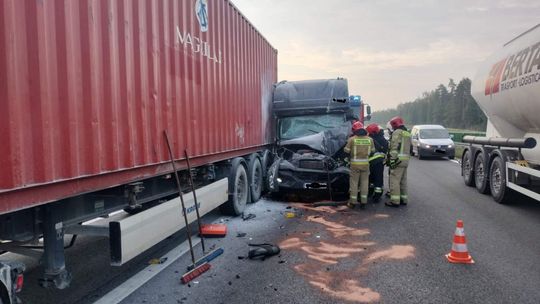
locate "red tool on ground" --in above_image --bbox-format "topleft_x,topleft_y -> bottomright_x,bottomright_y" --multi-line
200,224 -> 228,237
181,263 -> 211,284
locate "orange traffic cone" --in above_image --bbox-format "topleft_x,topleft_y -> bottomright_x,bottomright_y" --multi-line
446,220 -> 474,264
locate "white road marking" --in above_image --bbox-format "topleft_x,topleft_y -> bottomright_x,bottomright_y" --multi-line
93,237 -> 202,304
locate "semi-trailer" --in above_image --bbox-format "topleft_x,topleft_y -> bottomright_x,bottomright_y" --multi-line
0,0 -> 277,289
462,24 -> 540,203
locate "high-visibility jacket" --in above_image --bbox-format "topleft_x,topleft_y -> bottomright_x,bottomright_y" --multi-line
369,132 -> 388,164
389,128 -> 411,165
344,135 -> 375,168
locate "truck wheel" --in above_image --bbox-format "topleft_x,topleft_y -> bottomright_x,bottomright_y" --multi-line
248,154 -> 263,203
220,158 -> 248,215
0,284 -> 7,304
462,149 -> 475,187
474,153 -> 490,194
490,156 -> 513,204
260,150 -> 273,193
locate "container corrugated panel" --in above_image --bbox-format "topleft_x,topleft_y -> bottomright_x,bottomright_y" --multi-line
0,0 -> 277,214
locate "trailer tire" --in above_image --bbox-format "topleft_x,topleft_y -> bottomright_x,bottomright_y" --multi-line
221,158 -> 249,215
489,156 -> 513,204
248,154 -> 263,203
462,149 -> 475,187
474,152 -> 490,194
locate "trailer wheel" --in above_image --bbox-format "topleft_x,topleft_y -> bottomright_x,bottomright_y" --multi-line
462,149 -> 475,187
248,154 -> 263,203
474,152 -> 490,194
221,158 -> 248,215
490,156 -> 513,204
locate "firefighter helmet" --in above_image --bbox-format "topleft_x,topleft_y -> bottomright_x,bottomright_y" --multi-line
352,121 -> 364,132
389,116 -> 405,129
366,123 -> 381,135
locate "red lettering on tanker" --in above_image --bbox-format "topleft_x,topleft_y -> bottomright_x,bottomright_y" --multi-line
489,40 -> 540,95
485,59 -> 507,96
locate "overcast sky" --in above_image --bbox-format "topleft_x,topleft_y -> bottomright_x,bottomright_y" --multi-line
230,0 -> 540,111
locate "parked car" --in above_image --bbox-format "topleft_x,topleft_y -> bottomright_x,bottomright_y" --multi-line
410,125 -> 455,159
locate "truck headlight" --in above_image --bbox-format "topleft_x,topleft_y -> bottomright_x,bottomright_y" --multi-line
424,144 -> 431,148
276,177 -> 282,183
448,144 -> 453,148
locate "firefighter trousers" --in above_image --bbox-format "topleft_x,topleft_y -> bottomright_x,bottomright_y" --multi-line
389,164 -> 408,204
369,161 -> 384,199
350,166 -> 370,205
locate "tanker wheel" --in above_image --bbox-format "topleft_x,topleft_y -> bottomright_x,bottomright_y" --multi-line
474,153 -> 490,194
462,149 -> 475,187
490,156 -> 514,204
220,158 -> 248,215
248,154 -> 263,203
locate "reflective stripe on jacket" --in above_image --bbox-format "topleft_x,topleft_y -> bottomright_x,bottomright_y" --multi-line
389,128 -> 411,161
344,136 -> 375,167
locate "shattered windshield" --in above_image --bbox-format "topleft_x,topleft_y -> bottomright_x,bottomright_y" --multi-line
419,129 -> 450,139
279,114 -> 345,140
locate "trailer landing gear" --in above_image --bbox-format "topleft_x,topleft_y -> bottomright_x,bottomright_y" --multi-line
39,207 -> 72,289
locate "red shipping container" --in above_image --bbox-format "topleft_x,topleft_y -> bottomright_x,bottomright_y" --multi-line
0,0 -> 277,215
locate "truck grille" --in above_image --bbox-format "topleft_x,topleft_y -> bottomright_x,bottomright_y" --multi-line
299,160 -> 326,170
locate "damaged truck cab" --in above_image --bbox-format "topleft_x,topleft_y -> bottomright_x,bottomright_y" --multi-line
267,78 -> 359,196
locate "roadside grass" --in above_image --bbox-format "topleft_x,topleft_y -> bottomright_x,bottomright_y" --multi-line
454,144 -> 465,160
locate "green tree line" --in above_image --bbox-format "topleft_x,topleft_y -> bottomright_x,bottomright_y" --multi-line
370,78 -> 487,131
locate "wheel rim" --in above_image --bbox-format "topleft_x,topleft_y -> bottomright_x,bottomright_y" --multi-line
463,152 -> 471,178
492,165 -> 502,195
475,159 -> 484,185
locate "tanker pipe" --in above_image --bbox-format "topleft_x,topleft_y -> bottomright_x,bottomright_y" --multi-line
463,136 -> 537,149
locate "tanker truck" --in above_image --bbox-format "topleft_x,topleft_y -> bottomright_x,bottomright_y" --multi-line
462,24 -> 540,203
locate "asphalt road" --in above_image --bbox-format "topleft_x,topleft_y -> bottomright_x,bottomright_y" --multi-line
15,157 -> 540,303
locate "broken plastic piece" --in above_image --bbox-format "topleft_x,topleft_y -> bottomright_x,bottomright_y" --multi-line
284,212 -> 296,218
248,243 -> 281,260
242,213 -> 256,221
148,257 -> 168,265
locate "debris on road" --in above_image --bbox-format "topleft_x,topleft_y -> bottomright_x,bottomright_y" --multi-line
236,232 -> 247,237
148,257 -> 168,265
284,212 -> 296,218
248,243 -> 281,260
242,213 -> 257,221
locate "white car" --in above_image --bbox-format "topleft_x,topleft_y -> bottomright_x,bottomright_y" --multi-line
410,125 -> 455,159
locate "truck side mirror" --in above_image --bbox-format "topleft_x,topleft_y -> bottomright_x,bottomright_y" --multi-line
366,105 -> 371,116
364,115 -> 371,121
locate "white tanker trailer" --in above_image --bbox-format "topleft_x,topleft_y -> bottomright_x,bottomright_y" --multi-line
462,24 -> 540,203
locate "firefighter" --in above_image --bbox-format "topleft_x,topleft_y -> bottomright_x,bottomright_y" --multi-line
344,121 -> 375,209
366,123 -> 388,203
386,116 -> 411,207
